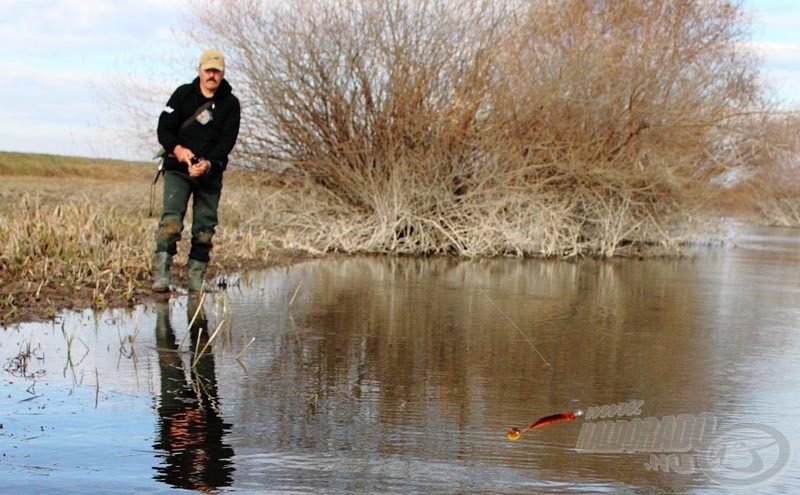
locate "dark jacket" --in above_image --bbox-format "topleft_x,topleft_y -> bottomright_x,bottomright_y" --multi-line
157,77 -> 241,173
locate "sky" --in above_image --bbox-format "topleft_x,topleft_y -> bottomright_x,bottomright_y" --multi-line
1,0 -> 799,162
1,1 -> 191,161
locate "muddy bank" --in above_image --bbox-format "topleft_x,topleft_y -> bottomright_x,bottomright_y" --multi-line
2,249 -> 311,326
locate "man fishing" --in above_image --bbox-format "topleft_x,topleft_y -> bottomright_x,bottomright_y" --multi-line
152,49 -> 241,293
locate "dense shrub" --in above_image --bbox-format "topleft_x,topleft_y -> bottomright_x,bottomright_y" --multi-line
195,0 -> 767,256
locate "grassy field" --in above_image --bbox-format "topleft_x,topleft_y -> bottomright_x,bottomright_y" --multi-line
0,151 -> 301,325
0,149 -> 787,325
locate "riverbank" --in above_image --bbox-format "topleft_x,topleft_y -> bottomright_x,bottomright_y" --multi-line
0,152 -> 310,325
0,150 -> 770,326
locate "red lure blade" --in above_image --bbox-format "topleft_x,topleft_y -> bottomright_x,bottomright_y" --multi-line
528,410 -> 577,430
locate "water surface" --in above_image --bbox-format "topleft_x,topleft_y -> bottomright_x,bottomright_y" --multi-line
2,224 -> 799,493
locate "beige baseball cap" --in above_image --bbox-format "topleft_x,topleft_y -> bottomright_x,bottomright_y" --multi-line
199,49 -> 225,71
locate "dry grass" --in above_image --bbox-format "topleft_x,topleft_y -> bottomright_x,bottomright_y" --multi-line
0,152 -> 300,324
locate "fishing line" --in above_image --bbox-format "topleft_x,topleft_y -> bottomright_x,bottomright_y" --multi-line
477,285 -> 551,369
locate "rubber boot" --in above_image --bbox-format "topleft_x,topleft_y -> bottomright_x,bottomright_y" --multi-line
152,252 -> 172,292
187,259 -> 208,293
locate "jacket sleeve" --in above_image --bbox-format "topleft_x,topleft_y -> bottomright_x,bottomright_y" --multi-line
207,95 -> 241,168
157,87 -> 185,156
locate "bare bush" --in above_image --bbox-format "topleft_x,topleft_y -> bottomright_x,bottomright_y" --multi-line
734,113 -> 800,226
193,0 -> 768,257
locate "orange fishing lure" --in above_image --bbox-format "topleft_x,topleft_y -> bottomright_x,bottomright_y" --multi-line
507,410 -> 582,440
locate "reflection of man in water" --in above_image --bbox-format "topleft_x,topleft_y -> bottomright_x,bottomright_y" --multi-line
153,299 -> 234,491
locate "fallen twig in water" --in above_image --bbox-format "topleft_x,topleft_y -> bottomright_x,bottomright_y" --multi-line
192,320 -> 225,368
288,280 -> 303,307
236,337 -> 256,361
179,293 -> 207,350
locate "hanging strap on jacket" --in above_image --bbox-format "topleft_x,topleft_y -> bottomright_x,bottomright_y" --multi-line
149,100 -> 215,217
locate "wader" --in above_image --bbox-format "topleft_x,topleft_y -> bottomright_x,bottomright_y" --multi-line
153,170 -> 223,292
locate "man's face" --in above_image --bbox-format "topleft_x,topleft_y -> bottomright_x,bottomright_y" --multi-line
199,67 -> 223,95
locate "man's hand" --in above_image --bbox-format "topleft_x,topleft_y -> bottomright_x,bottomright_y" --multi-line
188,159 -> 211,177
173,144 -> 195,166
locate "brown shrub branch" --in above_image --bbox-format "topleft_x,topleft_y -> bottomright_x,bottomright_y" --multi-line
191,0 -> 770,257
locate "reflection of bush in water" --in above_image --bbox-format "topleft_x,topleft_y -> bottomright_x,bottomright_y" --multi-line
285,257 -> 698,405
